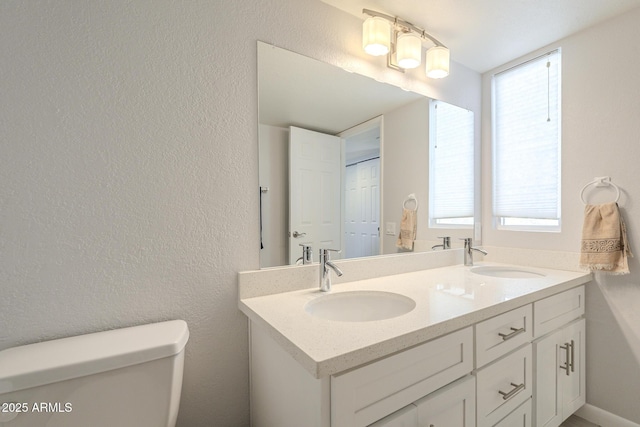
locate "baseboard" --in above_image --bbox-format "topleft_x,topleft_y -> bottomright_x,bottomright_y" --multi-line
576,404 -> 640,427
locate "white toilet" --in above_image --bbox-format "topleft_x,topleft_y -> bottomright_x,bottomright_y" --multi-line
0,320 -> 189,427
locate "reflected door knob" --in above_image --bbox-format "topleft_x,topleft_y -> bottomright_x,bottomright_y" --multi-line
292,231 -> 306,238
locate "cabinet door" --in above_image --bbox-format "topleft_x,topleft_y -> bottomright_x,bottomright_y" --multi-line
494,399 -> 532,427
533,329 -> 563,427
562,318 -> 586,419
415,376 -> 475,427
368,404 -> 417,427
533,318 -> 586,427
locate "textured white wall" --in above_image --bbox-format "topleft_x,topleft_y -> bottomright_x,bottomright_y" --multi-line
481,7 -> 640,423
0,1 -> 258,426
0,1 -> 479,426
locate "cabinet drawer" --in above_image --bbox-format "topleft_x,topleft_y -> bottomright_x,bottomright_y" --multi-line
494,399 -> 532,427
476,344 -> 532,427
475,305 -> 533,367
534,286 -> 585,338
331,327 -> 473,427
415,375 -> 476,427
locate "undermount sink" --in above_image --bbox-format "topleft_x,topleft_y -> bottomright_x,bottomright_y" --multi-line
305,291 -> 416,322
470,266 -> 546,279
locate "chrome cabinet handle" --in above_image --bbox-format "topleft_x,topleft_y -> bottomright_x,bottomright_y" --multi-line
292,231 -> 306,238
498,327 -> 525,341
570,339 -> 575,372
560,341 -> 572,376
561,339 -> 576,373
498,382 -> 525,400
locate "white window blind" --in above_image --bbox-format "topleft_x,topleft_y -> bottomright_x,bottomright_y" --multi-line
492,50 -> 561,228
429,100 -> 474,226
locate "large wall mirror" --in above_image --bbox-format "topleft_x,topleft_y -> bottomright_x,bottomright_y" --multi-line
258,41 -> 477,269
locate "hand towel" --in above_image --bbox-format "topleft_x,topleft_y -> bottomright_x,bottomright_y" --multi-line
396,208 -> 417,251
579,202 -> 632,274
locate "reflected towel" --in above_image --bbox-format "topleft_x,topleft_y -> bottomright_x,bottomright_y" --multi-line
396,208 -> 417,251
579,202 -> 632,274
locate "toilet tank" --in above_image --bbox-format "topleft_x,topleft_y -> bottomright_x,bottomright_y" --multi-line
0,320 -> 189,427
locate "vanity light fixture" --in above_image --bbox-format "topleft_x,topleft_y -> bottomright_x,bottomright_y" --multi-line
362,8 -> 450,79
362,16 -> 391,56
396,32 -> 422,69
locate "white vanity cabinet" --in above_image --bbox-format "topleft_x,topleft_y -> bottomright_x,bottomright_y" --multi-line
246,282 -> 587,427
533,287 -> 586,427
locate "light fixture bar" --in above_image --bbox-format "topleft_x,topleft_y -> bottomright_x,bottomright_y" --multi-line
362,8 -> 447,49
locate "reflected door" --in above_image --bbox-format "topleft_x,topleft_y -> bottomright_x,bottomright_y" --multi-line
345,158 -> 380,259
289,126 -> 342,264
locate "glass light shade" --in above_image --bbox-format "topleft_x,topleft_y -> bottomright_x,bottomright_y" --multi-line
363,17 -> 390,56
426,46 -> 450,78
396,32 -> 422,69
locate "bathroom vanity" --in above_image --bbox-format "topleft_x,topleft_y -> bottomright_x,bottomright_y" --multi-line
238,261 -> 590,427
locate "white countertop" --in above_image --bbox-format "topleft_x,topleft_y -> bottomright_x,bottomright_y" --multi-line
239,262 -> 591,379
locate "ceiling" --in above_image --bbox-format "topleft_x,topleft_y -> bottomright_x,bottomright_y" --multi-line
320,0 -> 640,73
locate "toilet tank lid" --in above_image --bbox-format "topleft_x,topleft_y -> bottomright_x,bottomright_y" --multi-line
0,320 -> 189,394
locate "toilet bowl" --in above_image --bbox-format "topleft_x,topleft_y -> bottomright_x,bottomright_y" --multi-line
0,320 -> 189,427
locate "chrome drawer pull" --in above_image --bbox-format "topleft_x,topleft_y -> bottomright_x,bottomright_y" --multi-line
498,327 -> 525,341
498,382 -> 525,400
560,341 -> 572,376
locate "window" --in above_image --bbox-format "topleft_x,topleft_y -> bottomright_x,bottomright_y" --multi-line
429,100 -> 474,228
492,50 -> 561,231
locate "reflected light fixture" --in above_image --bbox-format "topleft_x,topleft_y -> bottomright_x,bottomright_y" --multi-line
362,9 -> 450,79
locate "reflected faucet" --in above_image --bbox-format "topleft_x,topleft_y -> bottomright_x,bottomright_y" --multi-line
461,238 -> 488,266
432,236 -> 451,250
296,244 -> 313,265
319,249 -> 343,292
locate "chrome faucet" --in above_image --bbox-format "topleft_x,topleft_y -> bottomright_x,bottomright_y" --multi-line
319,249 -> 343,292
462,238 -> 488,266
296,244 -> 313,265
432,236 -> 451,250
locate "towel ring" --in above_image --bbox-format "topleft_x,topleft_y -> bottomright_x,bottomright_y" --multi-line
580,177 -> 620,204
403,193 -> 419,211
